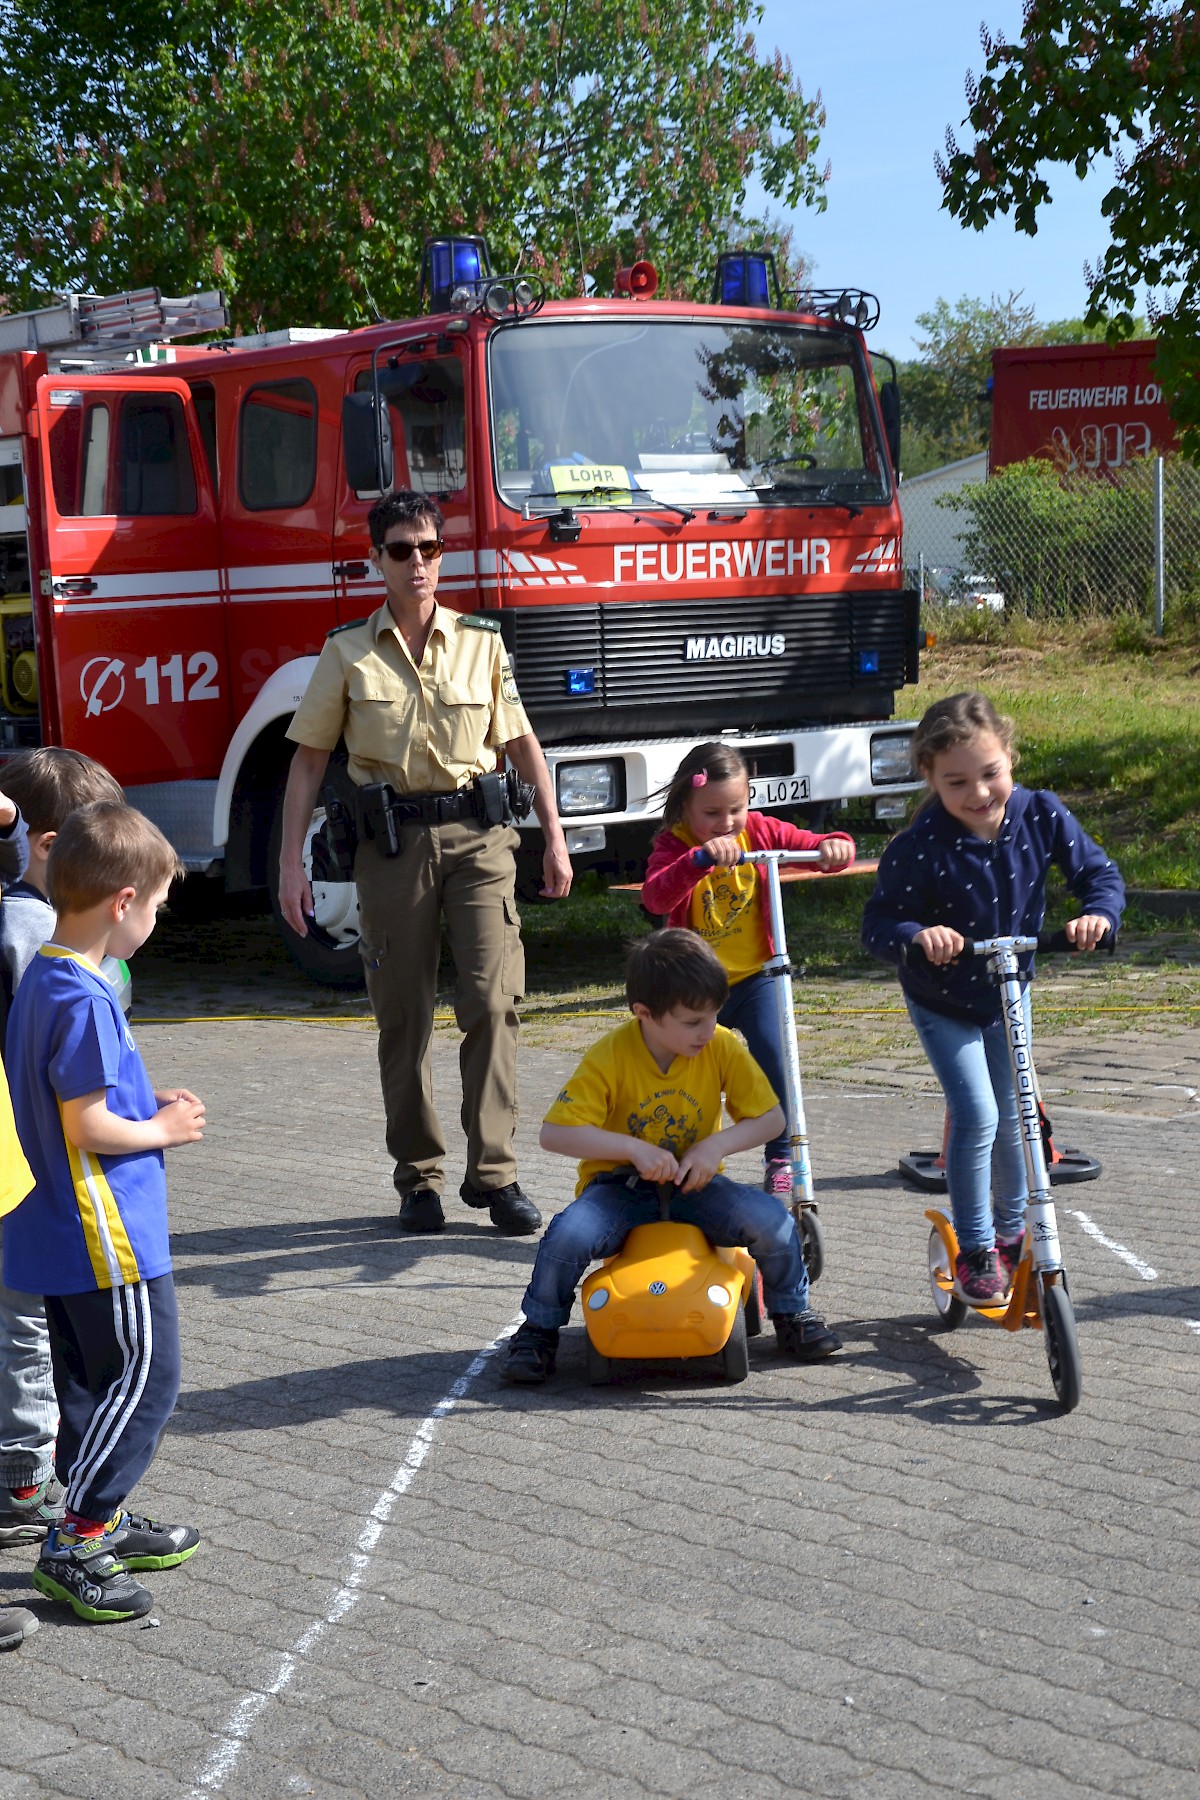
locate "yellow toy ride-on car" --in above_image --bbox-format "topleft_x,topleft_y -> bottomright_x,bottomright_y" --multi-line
580,1184 -> 762,1386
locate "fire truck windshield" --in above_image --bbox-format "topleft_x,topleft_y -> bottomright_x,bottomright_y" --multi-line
488,318 -> 890,513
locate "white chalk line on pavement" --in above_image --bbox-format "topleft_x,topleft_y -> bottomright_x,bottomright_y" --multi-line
189,1320 -> 520,1796
1064,1207 -> 1158,1282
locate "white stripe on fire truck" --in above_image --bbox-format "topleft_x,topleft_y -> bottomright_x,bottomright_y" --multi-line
52,596 -> 223,616
52,569 -> 222,600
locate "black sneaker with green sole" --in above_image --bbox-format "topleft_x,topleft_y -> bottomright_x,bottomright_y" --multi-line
33,1532 -> 154,1623
106,1511 -> 200,1570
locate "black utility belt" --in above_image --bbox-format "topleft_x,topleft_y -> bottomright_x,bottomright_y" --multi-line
313,770 -> 536,876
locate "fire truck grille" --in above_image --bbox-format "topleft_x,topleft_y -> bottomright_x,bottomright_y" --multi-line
501,591 -> 916,743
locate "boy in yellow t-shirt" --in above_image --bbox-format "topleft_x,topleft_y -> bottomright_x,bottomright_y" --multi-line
501,929 -> 842,1383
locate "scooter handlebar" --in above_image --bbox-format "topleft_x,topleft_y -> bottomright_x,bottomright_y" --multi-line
693,848 -> 823,869
905,927 -> 1119,966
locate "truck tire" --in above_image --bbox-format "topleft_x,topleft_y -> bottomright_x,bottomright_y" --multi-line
266,767 -> 365,991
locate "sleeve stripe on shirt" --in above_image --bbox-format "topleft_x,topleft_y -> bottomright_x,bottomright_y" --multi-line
57,1100 -> 141,1289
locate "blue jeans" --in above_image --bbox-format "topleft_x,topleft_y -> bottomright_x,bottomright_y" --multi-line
720,971 -> 788,1161
905,993 -> 1031,1254
520,1171 -> 811,1330
0,1222 -> 57,1490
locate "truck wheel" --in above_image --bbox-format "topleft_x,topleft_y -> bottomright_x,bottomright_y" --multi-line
266,776 -> 365,991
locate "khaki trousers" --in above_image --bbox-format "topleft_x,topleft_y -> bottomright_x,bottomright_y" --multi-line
353,819 -> 525,1197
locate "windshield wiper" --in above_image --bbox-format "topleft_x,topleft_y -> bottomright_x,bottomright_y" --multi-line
746,470 -> 864,517
522,485 -> 696,522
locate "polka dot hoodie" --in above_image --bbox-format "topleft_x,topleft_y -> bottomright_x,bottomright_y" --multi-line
861,786 -> 1125,1024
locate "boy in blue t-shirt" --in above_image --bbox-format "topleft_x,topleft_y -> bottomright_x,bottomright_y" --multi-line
501,929 -> 842,1383
5,801 -> 205,1623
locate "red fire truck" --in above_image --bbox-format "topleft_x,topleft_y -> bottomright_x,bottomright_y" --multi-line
0,244 -> 922,984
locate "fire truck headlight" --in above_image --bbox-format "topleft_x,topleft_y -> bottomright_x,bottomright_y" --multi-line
870,732 -> 915,785
556,760 -> 622,815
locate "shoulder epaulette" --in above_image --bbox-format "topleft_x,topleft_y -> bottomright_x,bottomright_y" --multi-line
327,617 -> 368,637
458,613 -> 501,632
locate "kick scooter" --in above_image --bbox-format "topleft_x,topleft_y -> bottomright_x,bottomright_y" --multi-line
737,849 -> 826,1280
922,930 -> 1102,1413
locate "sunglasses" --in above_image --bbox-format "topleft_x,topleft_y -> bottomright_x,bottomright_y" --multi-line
380,538 -> 443,564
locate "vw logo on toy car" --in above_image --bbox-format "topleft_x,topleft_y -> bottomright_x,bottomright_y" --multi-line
79,656 -> 126,717
648,1280 -> 667,1295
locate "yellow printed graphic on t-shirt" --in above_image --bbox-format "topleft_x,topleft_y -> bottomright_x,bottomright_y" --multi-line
544,1017 -> 778,1197
674,824 -> 770,983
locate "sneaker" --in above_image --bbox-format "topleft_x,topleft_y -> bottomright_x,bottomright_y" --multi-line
955,1246 -> 1006,1304
0,1605 -> 39,1651
500,1322 -> 559,1384
996,1235 -> 1024,1288
398,1188 -> 445,1233
763,1159 -> 794,1201
772,1309 -> 842,1360
33,1528 -> 154,1623
460,1179 -> 542,1237
105,1510 -> 200,1571
0,1473 -> 65,1546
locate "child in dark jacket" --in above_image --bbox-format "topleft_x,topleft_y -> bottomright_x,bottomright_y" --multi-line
642,741 -> 854,1198
861,692 -> 1124,1304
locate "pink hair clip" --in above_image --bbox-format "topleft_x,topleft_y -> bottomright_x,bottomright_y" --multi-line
690,770 -> 708,788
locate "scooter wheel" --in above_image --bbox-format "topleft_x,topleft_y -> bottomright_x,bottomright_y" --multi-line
1041,1278 -> 1082,1413
585,1336 -> 614,1386
720,1305 -> 750,1384
744,1266 -> 764,1338
796,1207 -> 825,1283
928,1228 -> 968,1330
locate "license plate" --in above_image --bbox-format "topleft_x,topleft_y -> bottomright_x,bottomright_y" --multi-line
748,775 -> 811,807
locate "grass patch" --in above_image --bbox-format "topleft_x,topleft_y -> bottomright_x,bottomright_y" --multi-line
509,622 -> 1200,1012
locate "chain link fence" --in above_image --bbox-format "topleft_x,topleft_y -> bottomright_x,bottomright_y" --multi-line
900,454 -> 1200,625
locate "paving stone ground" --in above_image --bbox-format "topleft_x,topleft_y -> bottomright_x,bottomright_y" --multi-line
1,1003 -> 1197,1800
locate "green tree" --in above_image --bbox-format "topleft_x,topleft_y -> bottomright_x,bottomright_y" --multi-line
888,291 -> 1040,471
937,2 -> 1200,461
0,0 -> 827,332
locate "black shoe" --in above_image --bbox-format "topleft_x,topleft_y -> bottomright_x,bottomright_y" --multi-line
398,1188 -> 445,1233
501,1322 -> 559,1384
33,1529 -> 154,1623
459,1179 -> 542,1236
773,1309 -> 842,1360
106,1510 -> 200,1571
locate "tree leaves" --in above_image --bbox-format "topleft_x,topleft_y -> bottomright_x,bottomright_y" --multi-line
937,3 -> 1200,462
0,0 -> 826,332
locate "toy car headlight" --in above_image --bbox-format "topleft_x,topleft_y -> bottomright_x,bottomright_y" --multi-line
587,1287 -> 610,1310
707,1284 -> 731,1307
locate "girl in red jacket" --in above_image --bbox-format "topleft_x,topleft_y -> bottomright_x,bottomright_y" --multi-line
642,742 -> 854,1197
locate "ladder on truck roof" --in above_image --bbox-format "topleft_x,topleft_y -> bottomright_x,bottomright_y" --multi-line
0,287 -> 229,355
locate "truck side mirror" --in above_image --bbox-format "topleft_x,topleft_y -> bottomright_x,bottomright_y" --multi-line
342,391 -> 393,492
879,379 -> 901,477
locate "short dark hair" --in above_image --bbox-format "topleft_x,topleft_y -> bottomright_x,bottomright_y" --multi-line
47,803 -> 184,915
626,928 -> 729,1017
367,489 -> 444,548
1,747 -> 124,837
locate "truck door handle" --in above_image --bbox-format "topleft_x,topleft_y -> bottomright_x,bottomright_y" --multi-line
334,560 -> 370,579
54,577 -> 98,596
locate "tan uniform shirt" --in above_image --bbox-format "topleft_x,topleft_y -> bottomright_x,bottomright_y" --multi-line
286,602 -> 532,794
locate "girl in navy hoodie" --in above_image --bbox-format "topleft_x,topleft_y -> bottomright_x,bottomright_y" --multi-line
643,741 -> 855,1196
862,692 -> 1124,1304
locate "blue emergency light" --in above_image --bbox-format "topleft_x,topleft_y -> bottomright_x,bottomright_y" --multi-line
858,650 -> 880,676
565,668 -> 596,696
420,236 -> 493,313
712,251 -> 779,309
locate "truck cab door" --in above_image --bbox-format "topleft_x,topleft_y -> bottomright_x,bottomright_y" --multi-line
34,372 -> 229,784
334,348 -> 479,621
